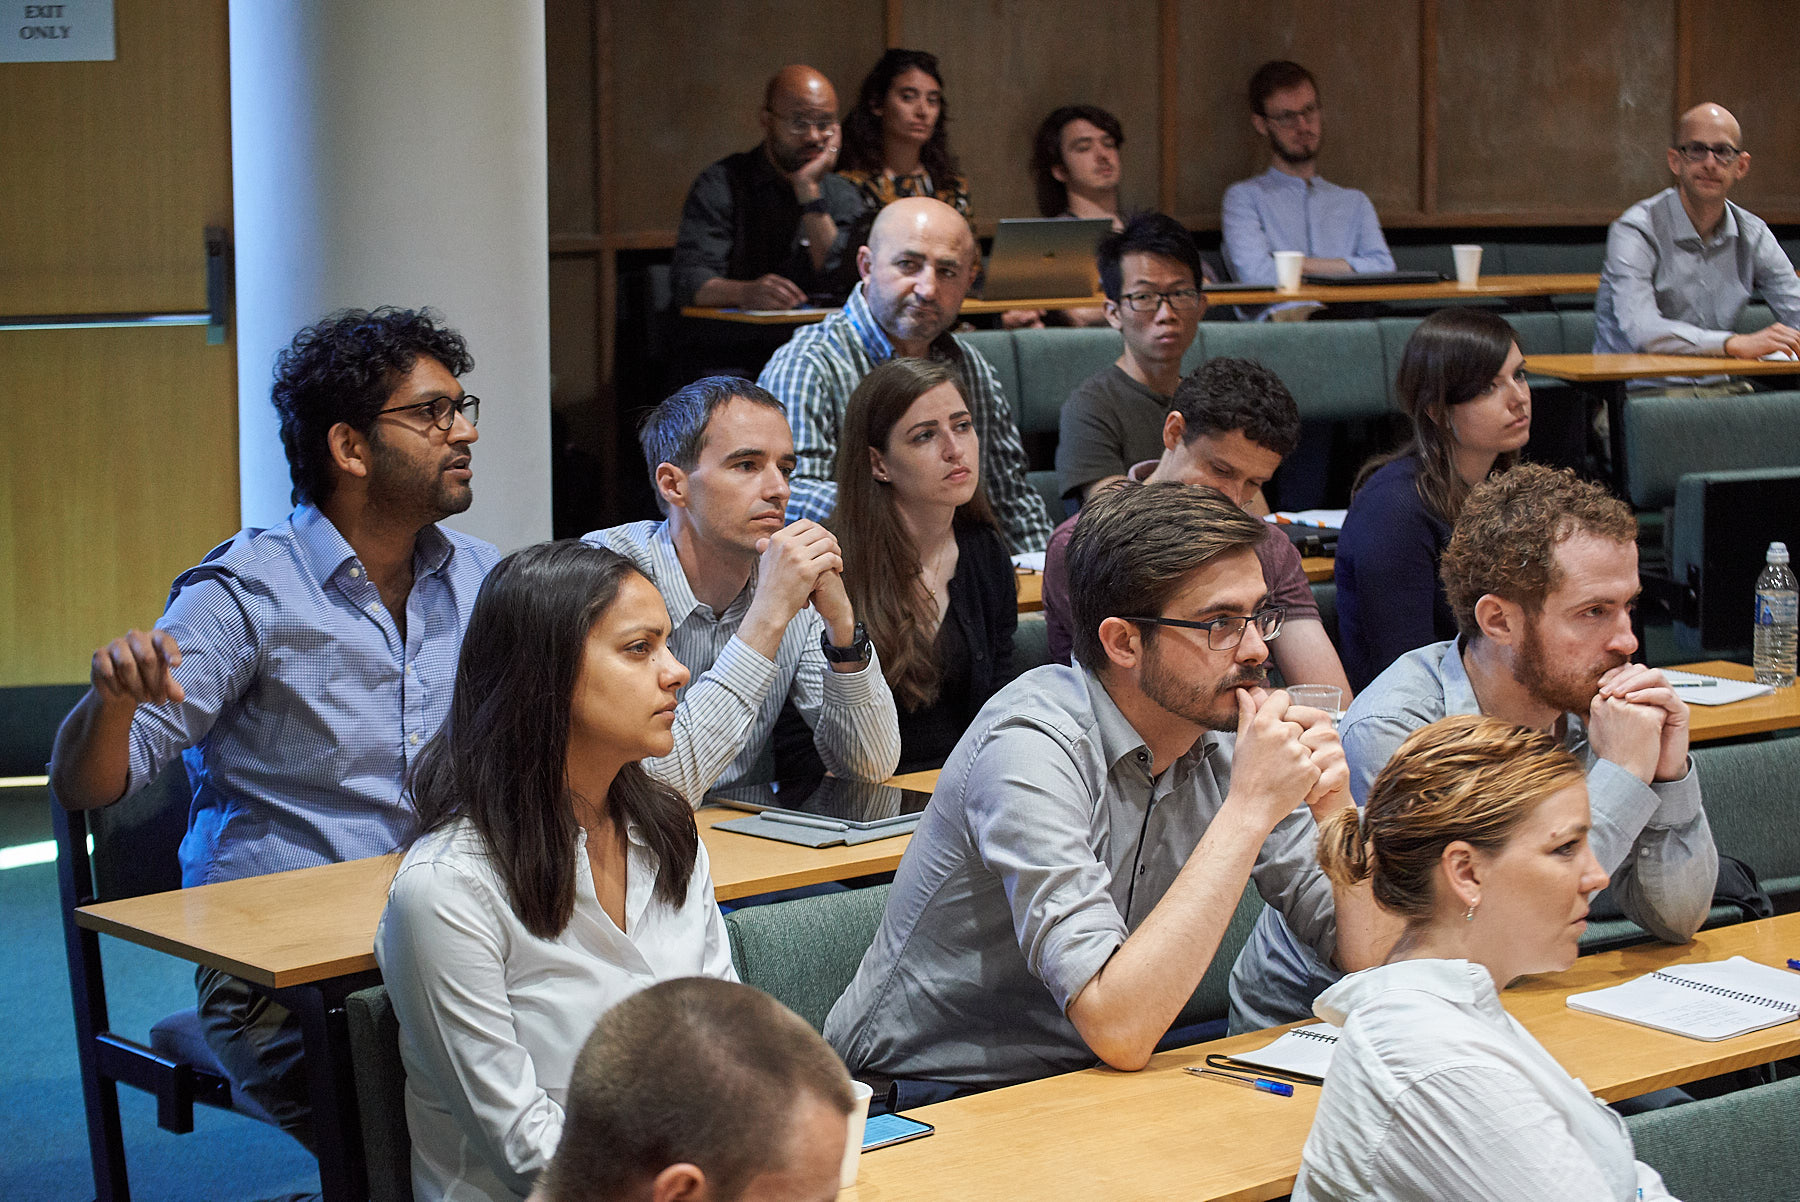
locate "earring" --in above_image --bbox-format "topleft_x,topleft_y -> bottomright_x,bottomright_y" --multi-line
1464,900 -> 1478,922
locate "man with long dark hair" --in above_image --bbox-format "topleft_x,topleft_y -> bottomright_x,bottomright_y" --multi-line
586,377 -> 899,805
49,307 -> 500,1152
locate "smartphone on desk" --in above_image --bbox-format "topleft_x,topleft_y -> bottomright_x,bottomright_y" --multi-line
862,1112 -> 934,1151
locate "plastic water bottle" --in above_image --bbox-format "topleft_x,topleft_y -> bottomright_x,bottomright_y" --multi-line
1753,542 -> 1797,687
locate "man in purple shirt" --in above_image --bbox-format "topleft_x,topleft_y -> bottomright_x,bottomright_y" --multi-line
51,307 -> 500,1153
1042,358 -> 1350,698
1221,61 -> 1394,297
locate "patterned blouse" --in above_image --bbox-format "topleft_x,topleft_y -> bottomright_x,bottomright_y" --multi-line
837,166 -> 971,217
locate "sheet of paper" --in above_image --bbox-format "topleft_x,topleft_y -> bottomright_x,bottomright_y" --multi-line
1660,669 -> 1775,706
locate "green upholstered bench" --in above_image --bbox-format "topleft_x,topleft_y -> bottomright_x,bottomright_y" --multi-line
1626,1071 -> 1800,1201
725,884 -> 892,1033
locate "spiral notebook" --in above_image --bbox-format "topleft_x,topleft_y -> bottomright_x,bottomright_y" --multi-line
1660,668 -> 1774,706
1207,1022 -> 1341,1084
1566,957 -> 1800,1041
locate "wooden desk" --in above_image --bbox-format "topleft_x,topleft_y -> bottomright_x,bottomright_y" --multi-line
680,295 -> 1105,326
1673,660 -> 1800,743
700,805 -> 912,901
1526,353 -> 1800,498
847,913 -> 1800,1202
1203,271 -> 1599,309
1015,569 -> 1042,612
1301,556 -> 1334,584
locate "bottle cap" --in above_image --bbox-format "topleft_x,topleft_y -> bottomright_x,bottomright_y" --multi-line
1771,542 -> 1791,565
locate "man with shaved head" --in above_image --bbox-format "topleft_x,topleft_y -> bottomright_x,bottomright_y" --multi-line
759,196 -> 1054,552
1595,102 -> 1800,373
672,65 -> 864,312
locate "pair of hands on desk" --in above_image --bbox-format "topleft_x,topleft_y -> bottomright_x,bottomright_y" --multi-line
1587,663 -> 1690,784
1723,321 -> 1800,360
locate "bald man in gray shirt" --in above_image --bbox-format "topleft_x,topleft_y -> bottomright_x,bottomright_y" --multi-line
824,482 -> 1392,1097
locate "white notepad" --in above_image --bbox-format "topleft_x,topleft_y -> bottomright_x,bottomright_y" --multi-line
1566,957 -> 1800,1041
1218,1022 -> 1341,1082
1661,668 -> 1775,706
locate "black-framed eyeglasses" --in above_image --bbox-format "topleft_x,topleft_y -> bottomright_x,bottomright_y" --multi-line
1672,141 -> 1743,165
1122,605 -> 1286,651
378,394 -> 480,431
1117,288 -> 1204,313
1263,101 -> 1321,128
767,112 -> 839,138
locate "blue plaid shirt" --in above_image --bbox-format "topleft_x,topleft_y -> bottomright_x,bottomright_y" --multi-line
124,504 -> 499,885
756,282 -> 1053,553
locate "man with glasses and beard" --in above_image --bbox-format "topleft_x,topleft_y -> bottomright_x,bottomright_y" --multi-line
50,307 -> 499,1155
1595,102 -> 1800,368
672,64 -> 864,313
1230,463 -> 1717,1032
824,482 -> 1389,1104
1221,60 -> 1394,301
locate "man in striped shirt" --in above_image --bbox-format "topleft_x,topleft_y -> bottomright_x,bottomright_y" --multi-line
758,196 -> 1054,553
586,377 -> 900,805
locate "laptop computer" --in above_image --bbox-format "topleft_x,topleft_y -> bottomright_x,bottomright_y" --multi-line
977,217 -> 1112,301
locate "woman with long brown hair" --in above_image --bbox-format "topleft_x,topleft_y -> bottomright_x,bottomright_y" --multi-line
1333,307 -> 1532,690
831,357 -> 1015,772
1293,715 -> 1672,1200
375,541 -> 735,1202
837,48 -> 971,217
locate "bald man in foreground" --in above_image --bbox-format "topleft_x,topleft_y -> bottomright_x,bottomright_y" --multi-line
1595,102 -> 1800,375
758,196 -> 1054,552
672,65 -> 864,311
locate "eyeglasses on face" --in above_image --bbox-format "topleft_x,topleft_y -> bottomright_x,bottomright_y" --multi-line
1117,288 -> 1203,314
1263,101 -> 1320,128
378,394 -> 480,431
1121,605 -> 1287,651
1672,141 -> 1743,165
769,113 -> 839,138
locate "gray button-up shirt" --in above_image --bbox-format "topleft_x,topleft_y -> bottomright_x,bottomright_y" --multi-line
1594,187 -> 1800,357
1232,638 -> 1717,1032
584,521 -> 900,805
823,663 -> 1340,1089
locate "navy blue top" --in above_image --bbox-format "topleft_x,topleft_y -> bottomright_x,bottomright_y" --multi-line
1334,455 -> 1456,692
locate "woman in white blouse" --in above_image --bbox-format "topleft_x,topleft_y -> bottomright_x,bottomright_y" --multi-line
375,540 -> 736,1202
1293,714 -> 1677,1202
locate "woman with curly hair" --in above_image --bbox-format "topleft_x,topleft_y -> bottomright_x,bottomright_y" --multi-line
837,48 -> 971,218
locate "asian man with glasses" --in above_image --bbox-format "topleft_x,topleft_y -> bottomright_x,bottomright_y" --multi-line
825,481 -> 1391,1106
1595,101 -> 1800,368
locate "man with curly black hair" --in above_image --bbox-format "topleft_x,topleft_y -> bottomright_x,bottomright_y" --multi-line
50,306 -> 500,1154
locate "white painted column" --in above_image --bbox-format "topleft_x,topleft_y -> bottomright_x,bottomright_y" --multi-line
229,0 -> 551,550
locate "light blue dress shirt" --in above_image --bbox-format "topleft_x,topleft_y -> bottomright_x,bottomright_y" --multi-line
124,504 -> 498,886
1221,166 -> 1395,285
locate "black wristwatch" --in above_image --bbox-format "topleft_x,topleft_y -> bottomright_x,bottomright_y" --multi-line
800,195 -> 832,215
820,621 -> 871,665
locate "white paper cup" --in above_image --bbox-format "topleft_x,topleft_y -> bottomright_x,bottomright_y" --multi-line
1453,244 -> 1483,289
1286,684 -> 1344,726
840,1080 -> 875,1188
1274,250 -> 1305,293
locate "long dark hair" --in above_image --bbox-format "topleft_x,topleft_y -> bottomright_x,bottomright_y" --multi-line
409,540 -> 698,939
830,358 -> 997,710
1353,307 -> 1522,524
840,49 -> 961,187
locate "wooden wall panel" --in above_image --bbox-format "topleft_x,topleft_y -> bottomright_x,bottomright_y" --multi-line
547,0 -> 599,236
1174,0 -> 1421,227
606,1 -> 886,239
0,2 -> 232,314
1436,0 -> 1673,219
0,328 -> 239,687
897,0 -> 1164,223
1684,3 -> 1800,214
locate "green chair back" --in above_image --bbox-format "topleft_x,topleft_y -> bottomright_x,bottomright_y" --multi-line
725,884 -> 892,1032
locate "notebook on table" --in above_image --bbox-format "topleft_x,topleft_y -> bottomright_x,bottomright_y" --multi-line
1206,1022 -> 1341,1085
1565,957 -> 1800,1041
1660,668 -> 1775,706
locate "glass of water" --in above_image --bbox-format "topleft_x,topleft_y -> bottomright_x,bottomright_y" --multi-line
1285,684 -> 1344,727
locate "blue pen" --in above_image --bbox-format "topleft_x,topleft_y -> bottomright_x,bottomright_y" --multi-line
1786,959 -> 1800,972
1183,1066 -> 1294,1097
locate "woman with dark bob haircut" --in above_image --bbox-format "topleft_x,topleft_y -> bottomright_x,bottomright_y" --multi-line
375,540 -> 735,1202
830,357 -> 1014,772
1333,307 -> 1532,689
1293,714 -> 1673,1201
837,48 -> 970,217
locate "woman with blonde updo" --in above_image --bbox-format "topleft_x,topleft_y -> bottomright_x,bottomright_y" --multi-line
1291,715 -> 1677,1202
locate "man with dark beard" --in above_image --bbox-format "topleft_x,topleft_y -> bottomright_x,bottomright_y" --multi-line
1231,463 -> 1716,1031
1220,60 -> 1394,293
50,306 -> 499,1153
671,64 -> 864,311
824,482 -> 1391,1103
